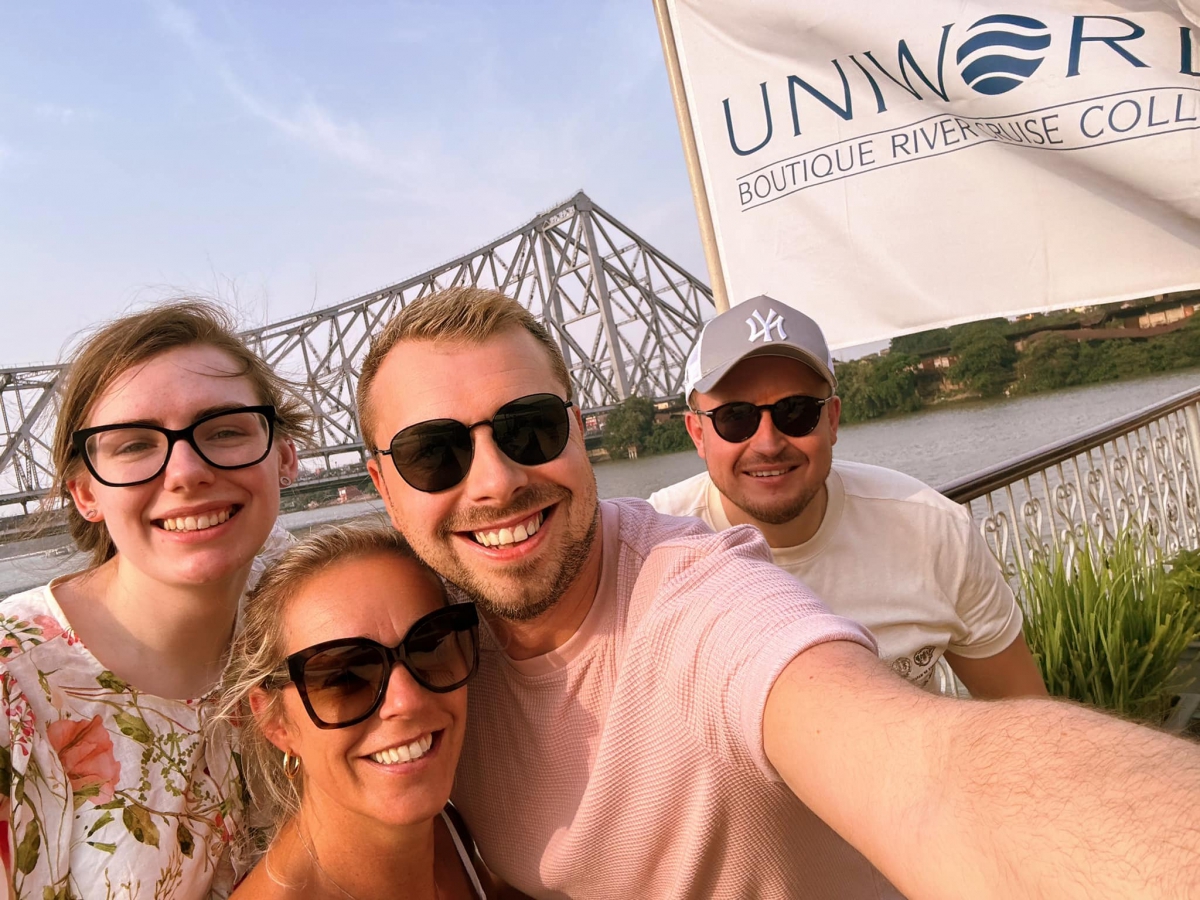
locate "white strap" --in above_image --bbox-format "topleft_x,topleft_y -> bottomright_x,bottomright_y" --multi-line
440,809 -> 488,899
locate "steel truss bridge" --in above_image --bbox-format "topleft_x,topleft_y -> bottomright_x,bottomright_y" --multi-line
0,191 -> 714,514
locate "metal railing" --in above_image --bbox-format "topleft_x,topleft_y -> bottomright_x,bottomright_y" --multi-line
940,384 -> 1200,579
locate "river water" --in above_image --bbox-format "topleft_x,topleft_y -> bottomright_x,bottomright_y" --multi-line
3,369 -> 1198,596
593,368 -> 1200,497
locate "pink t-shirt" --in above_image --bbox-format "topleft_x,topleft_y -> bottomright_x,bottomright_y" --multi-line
452,499 -> 900,899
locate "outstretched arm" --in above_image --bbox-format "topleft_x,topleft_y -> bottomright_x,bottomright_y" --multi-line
763,640 -> 1200,900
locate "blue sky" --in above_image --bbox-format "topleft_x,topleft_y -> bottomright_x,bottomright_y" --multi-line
0,1 -> 707,365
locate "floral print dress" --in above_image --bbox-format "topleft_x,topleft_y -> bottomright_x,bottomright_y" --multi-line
0,581 -> 247,900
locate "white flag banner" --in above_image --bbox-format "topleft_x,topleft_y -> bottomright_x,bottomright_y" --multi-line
661,0 -> 1200,348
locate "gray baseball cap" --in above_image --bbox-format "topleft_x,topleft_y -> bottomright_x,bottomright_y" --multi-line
684,295 -> 837,398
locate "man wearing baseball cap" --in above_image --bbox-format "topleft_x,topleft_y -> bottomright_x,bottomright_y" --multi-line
650,295 -> 1046,698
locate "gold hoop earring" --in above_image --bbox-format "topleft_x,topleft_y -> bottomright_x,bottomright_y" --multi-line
282,752 -> 301,780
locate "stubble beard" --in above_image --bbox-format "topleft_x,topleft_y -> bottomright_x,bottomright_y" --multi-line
718,451 -> 829,527
735,481 -> 822,526
423,477 -> 601,623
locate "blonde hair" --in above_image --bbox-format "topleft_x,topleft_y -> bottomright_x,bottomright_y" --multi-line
355,286 -> 572,447
50,299 -> 313,566
216,521 -> 444,856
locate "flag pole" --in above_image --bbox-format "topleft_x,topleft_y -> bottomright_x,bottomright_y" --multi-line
652,0 -> 730,313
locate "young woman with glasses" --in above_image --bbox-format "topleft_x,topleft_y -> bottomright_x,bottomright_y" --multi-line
218,523 -> 508,900
0,300 -> 310,899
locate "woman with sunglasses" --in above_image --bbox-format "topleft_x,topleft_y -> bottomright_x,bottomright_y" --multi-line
0,300 -> 308,899
219,523 -> 500,900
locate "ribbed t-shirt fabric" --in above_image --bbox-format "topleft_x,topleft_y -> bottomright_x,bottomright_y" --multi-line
451,498 -> 899,899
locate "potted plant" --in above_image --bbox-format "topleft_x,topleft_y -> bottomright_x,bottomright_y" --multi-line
1018,529 -> 1200,727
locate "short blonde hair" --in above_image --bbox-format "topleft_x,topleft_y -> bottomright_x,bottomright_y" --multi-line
216,521 -> 443,857
50,299 -> 312,566
356,287 -> 572,447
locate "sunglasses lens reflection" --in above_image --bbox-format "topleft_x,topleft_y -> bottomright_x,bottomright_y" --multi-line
712,403 -> 762,443
302,644 -> 388,726
405,620 -> 476,690
493,395 -> 571,467
390,420 -> 474,493
771,396 -> 823,438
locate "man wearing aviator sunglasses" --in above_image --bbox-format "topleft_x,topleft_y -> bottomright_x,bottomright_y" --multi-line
651,295 -> 1046,701
357,287 -> 1200,900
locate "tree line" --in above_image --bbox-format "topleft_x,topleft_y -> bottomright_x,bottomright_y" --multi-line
838,313 -> 1200,424
599,309 -> 1200,458
601,396 -> 695,459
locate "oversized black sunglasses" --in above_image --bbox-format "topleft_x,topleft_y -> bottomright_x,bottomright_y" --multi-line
375,393 -> 573,493
72,405 -> 277,488
266,603 -> 479,730
692,395 -> 830,444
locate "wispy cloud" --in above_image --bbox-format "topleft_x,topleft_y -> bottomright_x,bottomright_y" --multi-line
145,0 -> 427,190
128,0 -> 706,317
34,104 -> 98,125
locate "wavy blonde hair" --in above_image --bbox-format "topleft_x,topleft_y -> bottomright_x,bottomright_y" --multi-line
217,520 -> 444,858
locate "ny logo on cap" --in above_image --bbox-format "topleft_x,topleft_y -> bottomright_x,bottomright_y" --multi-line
746,309 -> 787,343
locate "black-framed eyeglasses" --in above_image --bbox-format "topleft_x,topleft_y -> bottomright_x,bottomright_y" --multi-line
72,405 -> 277,488
265,603 -> 480,730
692,395 -> 830,444
375,393 -> 574,493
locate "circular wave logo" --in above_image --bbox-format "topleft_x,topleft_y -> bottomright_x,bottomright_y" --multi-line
956,14 -> 1051,96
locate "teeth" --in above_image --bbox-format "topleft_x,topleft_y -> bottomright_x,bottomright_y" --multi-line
160,509 -> 232,532
369,733 -> 435,766
472,511 -> 543,548
750,470 -> 788,478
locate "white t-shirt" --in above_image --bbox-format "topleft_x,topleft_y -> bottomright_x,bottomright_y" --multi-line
649,461 -> 1023,689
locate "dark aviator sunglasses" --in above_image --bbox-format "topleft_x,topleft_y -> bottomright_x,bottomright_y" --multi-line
375,393 -> 574,493
692,394 -> 830,444
265,603 -> 479,729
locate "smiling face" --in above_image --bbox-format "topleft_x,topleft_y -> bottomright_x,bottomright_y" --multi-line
65,344 -> 298,590
686,355 -> 840,533
365,328 -> 599,622
267,552 -> 465,830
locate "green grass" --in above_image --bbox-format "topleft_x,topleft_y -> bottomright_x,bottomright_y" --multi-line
1019,530 -> 1200,723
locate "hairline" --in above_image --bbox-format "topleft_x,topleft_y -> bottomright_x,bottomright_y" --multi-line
79,347 -> 265,428
362,327 -> 573,447
273,547 -> 449,655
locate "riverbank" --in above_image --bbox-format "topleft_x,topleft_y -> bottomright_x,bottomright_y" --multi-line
837,307 -> 1200,424
591,368 -> 1200,498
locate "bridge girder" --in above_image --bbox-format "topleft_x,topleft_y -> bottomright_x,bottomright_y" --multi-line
0,191 -> 714,513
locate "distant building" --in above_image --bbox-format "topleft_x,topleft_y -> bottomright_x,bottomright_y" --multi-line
919,354 -> 954,371
1137,304 -> 1194,330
